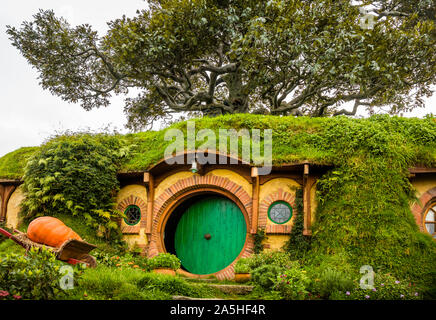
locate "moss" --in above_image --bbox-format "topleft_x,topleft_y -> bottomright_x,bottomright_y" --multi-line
1,115 -> 435,176
0,147 -> 38,179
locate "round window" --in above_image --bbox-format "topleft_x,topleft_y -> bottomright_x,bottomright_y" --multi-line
268,201 -> 292,224
124,205 -> 141,226
424,203 -> 436,239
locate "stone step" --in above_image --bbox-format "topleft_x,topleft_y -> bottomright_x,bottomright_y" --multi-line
197,284 -> 254,295
184,278 -> 218,283
172,295 -> 224,300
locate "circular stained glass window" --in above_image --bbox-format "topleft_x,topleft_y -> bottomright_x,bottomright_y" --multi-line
424,204 -> 436,239
124,205 -> 141,226
268,201 -> 292,224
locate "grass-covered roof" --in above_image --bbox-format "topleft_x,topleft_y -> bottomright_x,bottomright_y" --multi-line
1,114 -> 435,180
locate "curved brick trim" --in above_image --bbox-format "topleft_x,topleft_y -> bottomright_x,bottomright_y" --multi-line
411,187 -> 436,232
259,188 -> 296,234
148,174 -> 253,279
117,195 -> 147,234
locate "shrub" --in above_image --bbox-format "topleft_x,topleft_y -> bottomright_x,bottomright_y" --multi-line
148,253 -> 180,271
251,265 -> 283,289
311,267 -> 354,299
273,267 -> 311,300
0,247 -> 82,299
234,258 -> 251,273
245,250 -> 296,270
20,133 -> 130,240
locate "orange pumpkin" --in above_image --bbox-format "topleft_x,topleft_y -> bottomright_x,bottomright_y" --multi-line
27,216 -> 82,248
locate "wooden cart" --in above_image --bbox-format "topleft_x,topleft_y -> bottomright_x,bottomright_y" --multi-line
0,227 -> 97,267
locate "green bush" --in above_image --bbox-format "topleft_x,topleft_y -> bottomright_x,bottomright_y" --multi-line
251,265 -> 283,289
273,267 -> 311,300
20,133 -> 130,240
234,258 -> 251,273
311,267 -> 354,299
148,253 -> 181,271
245,250 -> 296,270
0,247 -> 82,300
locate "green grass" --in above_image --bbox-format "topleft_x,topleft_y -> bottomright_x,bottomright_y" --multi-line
0,147 -> 38,179
64,266 -> 234,300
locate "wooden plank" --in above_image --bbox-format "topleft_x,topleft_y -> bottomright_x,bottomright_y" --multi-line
57,239 -> 97,261
146,173 -> 154,235
251,169 -> 260,234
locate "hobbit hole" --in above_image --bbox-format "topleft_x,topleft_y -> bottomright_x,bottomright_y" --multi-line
0,117 -> 435,281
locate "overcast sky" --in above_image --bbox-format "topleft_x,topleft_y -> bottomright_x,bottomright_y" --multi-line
0,1 -> 435,158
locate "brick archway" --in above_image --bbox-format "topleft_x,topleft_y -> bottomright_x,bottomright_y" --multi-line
259,188 -> 296,234
148,174 -> 254,280
411,187 -> 436,231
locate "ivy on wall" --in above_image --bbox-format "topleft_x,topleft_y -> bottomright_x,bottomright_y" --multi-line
284,188 -> 311,259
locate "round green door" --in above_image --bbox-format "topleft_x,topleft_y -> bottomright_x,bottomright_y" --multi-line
174,196 -> 247,274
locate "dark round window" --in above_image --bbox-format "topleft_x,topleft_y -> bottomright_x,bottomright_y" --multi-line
124,205 -> 141,226
268,201 -> 292,224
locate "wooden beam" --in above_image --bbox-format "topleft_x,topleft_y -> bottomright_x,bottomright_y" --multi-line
302,164 -> 312,236
144,172 -> 155,235
0,184 -> 17,222
250,167 -> 260,234
408,167 -> 436,174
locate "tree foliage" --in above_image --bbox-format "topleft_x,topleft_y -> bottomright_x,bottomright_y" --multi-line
6,0 -> 436,130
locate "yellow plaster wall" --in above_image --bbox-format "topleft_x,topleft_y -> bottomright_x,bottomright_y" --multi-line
116,184 -> 148,248
411,174 -> 436,199
259,178 -> 300,228
123,229 -> 148,247
263,234 -> 289,252
116,184 -> 147,204
6,186 -> 24,229
206,169 -> 252,195
155,171 -> 195,199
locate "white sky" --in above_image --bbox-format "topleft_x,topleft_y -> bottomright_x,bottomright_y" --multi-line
0,1 -> 435,157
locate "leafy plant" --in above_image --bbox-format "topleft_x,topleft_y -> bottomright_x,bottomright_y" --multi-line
245,250 -> 296,271
284,188 -> 311,259
274,267 -> 311,300
310,267 -> 354,299
251,265 -> 283,290
20,133 -> 129,240
0,247 -> 83,299
147,253 -> 181,271
234,258 -> 251,274
253,228 -> 267,254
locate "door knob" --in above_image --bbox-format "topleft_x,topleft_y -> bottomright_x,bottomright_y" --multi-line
204,233 -> 211,240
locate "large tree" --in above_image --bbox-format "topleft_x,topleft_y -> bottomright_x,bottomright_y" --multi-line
7,0 -> 436,130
